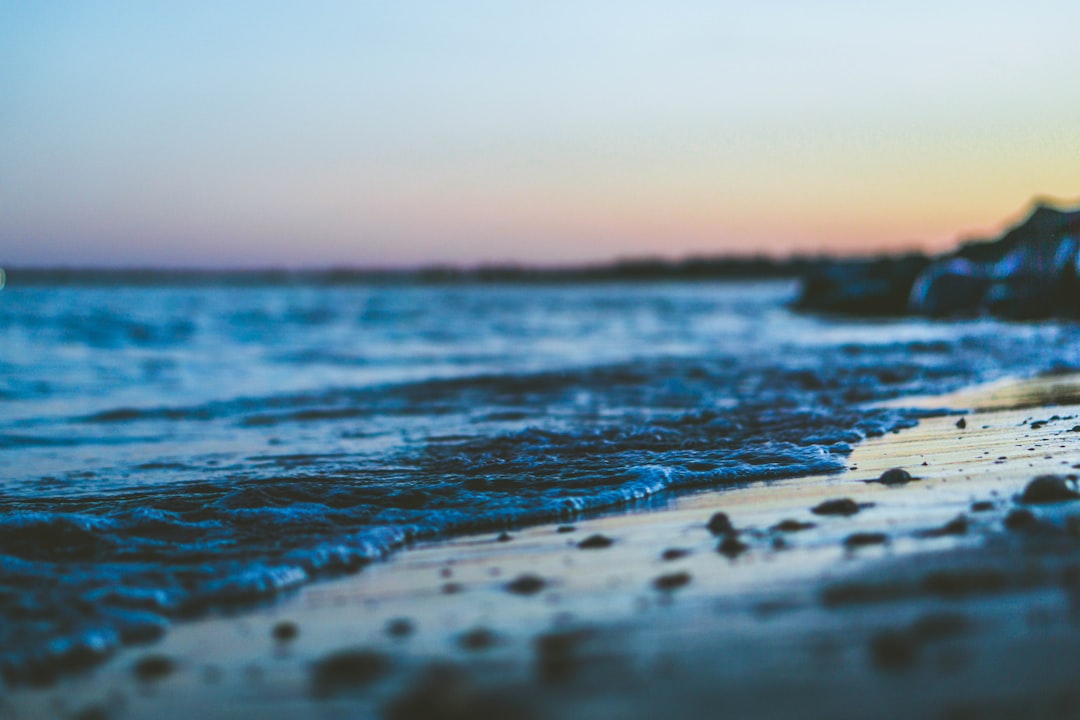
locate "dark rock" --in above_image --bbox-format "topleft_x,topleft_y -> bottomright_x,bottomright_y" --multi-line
577,534 -> 614,550
383,663 -> 534,720
310,649 -> 389,696
706,512 -> 733,535
661,548 -> 690,561
653,571 -> 692,591
844,532 -> 888,548
970,500 -> 994,512
797,201 -> 1080,320
133,654 -> 175,683
496,532 -> 513,542
811,498 -> 861,516
922,569 -> 1007,598
794,255 -> 930,316
556,525 -> 576,533
956,417 -> 967,429
872,467 -> 913,485
919,515 -> 969,538
772,519 -> 816,532
458,627 -> 498,651
442,582 -> 463,595
272,620 -> 299,642
1005,508 -> 1038,530
534,628 -> 592,684
386,618 -> 415,638
1020,475 -> 1080,503
869,630 -> 918,671
717,534 -> 749,558
505,574 -> 546,596
72,705 -> 109,720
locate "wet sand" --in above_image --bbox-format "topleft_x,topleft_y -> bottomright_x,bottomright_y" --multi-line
9,374 -> 1080,720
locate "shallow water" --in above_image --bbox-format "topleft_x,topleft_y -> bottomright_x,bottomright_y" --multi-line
2,279 -> 1079,681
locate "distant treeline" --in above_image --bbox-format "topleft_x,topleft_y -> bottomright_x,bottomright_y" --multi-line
1,256 -> 888,287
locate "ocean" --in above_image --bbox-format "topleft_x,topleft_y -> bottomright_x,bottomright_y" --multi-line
2,279 -> 1079,682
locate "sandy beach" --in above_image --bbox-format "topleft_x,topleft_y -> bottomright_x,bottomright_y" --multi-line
8,373 -> 1080,720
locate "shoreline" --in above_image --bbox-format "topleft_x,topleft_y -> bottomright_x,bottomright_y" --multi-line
8,373 -> 1080,719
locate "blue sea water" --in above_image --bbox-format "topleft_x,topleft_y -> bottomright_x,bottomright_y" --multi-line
2,279 -> 1079,682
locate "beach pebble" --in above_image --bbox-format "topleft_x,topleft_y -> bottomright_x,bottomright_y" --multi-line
1004,508 -> 1038,531
874,467 -> 913,486
661,548 -> 690,561
577,534 -> 614,550
384,663 -> 529,720
843,532 -> 888,548
535,628 -> 591,684
772,519 -> 816,532
706,512 -> 734,535
1020,475 -> 1080,504
310,649 -> 389,696
970,500 -> 994,512
496,532 -> 513,542
506,574 -> 546,595
386,618 -> 415,638
458,627 -> 498,651
717,535 -> 749,558
653,571 -> 692,591
271,620 -> 299,642
869,631 -> 917,671
923,515 -> 969,537
956,417 -> 967,429
811,498 -> 861,516
133,654 -> 175,683
556,525 -> 576,533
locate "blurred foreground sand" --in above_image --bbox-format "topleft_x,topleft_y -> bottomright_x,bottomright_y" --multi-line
10,374 -> 1080,720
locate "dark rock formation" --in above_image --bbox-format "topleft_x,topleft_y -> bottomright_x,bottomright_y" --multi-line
796,200 -> 1080,319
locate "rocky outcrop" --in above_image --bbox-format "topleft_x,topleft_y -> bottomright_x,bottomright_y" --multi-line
796,200 -> 1080,319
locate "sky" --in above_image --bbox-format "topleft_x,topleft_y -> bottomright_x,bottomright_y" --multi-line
1,1 -> 1079,268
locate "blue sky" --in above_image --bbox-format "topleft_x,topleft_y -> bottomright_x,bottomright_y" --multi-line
2,1 -> 1079,267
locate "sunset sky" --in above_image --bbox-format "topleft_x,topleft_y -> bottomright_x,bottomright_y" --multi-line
2,1 -> 1079,268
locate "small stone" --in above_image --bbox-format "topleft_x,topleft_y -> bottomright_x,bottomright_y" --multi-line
458,627 -> 498,651
874,468 -> 913,486
496,532 -> 513,542
272,621 -> 299,642
970,501 -> 994,512
811,498 -> 861,516
556,525 -> 576,533
955,417 -> 967,429
661,548 -> 690,561
577,534 -> 614,550
534,628 -> 591,684
844,532 -> 888,548
1004,508 -> 1037,530
717,535 -> 749,558
441,582 -> 463,595
133,654 -> 175,683
869,631 -> 917,671
310,649 -> 389,696
706,512 -> 733,535
772,519 -> 816,532
506,574 -> 546,595
386,618 -> 414,638
1020,475 -> 1080,504
653,571 -> 692,591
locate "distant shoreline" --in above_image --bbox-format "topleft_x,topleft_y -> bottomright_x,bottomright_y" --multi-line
0,257 -> 905,287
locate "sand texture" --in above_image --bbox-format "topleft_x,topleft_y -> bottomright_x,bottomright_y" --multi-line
8,375 -> 1080,719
